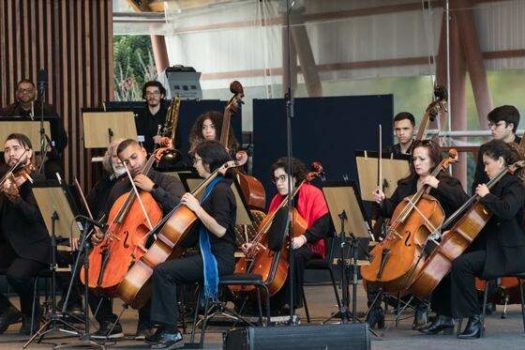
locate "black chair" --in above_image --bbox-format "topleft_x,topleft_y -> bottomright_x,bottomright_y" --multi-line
189,273 -> 271,348
478,273 -> 525,337
302,237 -> 341,323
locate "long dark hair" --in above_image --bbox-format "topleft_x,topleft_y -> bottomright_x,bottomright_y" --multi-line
399,139 -> 442,185
188,111 -> 239,153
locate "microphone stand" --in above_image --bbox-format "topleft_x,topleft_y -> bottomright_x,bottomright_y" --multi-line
284,0 -> 298,326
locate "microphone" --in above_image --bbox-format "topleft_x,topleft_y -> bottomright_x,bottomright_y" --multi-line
77,215 -> 105,229
37,69 -> 48,96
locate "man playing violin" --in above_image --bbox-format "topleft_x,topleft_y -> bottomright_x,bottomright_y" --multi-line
242,157 -> 331,316
90,139 -> 185,339
0,133 -> 51,335
387,112 -> 416,156
472,105 -> 521,193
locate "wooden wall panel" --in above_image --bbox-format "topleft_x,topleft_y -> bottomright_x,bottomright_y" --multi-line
0,0 -> 114,189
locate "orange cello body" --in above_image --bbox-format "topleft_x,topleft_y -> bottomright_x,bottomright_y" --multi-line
361,194 -> 445,293
237,172 -> 266,211
80,191 -> 162,296
229,208 -> 308,296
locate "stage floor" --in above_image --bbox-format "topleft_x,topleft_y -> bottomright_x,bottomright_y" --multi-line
0,283 -> 524,349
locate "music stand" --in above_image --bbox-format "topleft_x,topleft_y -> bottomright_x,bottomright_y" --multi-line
355,150 -> 410,201
24,181 -> 84,348
0,120 -> 51,150
321,181 -> 374,326
82,111 -> 137,148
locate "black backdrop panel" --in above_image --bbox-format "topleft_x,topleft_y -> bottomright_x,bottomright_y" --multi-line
253,95 -> 393,206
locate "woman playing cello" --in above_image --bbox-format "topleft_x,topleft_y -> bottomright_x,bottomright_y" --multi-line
148,140 -> 238,349
368,140 -> 468,329
242,157 -> 331,315
420,140 -> 525,338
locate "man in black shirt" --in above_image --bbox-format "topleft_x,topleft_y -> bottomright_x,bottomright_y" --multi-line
0,133 -> 51,335
135,81 -> 169,154
0,79 -> 68,179
90,139 -> 184,340
387,112 -> 416,156
471,105 -> 521,193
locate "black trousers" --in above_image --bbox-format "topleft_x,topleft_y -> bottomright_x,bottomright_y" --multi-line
271,245 -> 314,310
88,291 -> 151,328
430,250 -> 486,318
0,243 -> 47,316
150,253 -> 234,327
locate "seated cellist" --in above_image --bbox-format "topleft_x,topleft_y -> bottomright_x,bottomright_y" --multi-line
420,139 -> 525,338
147,140 -> 238,349
242,157 -> 331,315
370,140 -> 468,329
90,139 -> 185,339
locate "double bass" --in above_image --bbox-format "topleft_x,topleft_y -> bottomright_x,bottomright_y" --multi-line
361,150 -> 458,292
409,160 -> 525,298
118,153 -> 248,308
229,163 -> 323,297
220,81 -> 266,211
80,149 -> 165,295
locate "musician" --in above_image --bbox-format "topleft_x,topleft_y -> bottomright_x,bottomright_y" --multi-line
135,81 -> 169,154
371,140 -> 468,329
242,157 -> 331,315
386,112 -> 416,156
148,140 -> 237,349
472,105 -> 521,192
90,139 -> 185,339
0,79 -> 68,179
421,140 -> 525,338
0,133 -> 50,335
188,111 -> 239,155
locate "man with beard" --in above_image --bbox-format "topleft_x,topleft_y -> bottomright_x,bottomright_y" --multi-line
135,81 -> 169,154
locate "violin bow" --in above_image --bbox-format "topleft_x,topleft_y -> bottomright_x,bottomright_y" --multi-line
122,161 -> 154,230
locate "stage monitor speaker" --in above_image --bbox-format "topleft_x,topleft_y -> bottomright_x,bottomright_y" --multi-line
223,323 -> 370,350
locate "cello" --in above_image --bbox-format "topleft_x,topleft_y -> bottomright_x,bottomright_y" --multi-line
409,160 -> 525,298
360,149 -> 458,293
118,152 -> 248,309
220,81 -> 266,211
229,163 -> 323,297
80,148 -> 165,295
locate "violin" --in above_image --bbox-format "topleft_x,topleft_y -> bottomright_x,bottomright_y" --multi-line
118,152 -> 249,309
229,163 -> 323,297
0,152 -> 34,201
80,147 -> 169,295
361,149 -> 458,293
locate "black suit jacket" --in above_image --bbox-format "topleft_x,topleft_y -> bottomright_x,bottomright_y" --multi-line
378,172 -> 468,220
474,174 -> 525,279
0,178 -> 51,264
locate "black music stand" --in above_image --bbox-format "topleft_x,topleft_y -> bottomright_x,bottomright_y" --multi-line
321,182 -> 375,328
23,180 -> 86,348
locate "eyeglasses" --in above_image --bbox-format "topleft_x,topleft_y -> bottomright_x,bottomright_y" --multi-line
145,91 -> 161,97
488,121 -> 507,129
272,174 -> 287,184
17,88 -> 34,94
192,157 -> 202,165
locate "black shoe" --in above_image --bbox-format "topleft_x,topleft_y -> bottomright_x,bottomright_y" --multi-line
419,315 -> 454,335
91,320 -> 124,339
19,315 -> 40,336
136,326 -> 154,340
366,307 -> 385,329
413,305 -> 429,330
150,331 -> 183,349
0,306 -> 23,334
145,327 -> 164,344
457,315 -> 482,339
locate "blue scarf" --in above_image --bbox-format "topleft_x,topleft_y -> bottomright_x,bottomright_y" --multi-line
199,176 -> 222,300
